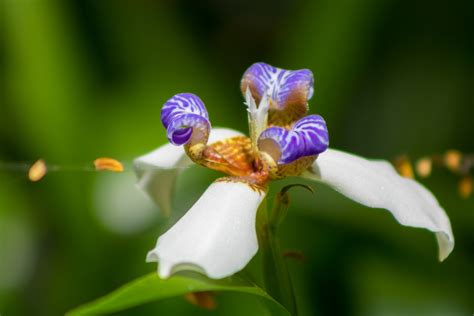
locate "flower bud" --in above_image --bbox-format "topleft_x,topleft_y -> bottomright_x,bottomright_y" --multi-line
458,176 -> 472,199
393,155 -> 414,179
94,158 -> 124,172
416,157 -> 432,178
28,159 -> 47,182
444,150 -> 462,172
184,292 -> 216,310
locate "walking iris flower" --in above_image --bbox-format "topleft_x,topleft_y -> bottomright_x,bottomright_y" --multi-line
134,62 -> 454,279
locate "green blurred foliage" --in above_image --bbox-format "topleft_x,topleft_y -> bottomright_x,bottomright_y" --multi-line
1,0 -> 473,315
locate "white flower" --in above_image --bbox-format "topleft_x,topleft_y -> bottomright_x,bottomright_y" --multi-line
134,62 -> 454,279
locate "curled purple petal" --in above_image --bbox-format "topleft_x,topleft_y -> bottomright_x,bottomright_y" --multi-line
258,115 -> 329,164
241,62 -> 314,110
161,93 -> 211,146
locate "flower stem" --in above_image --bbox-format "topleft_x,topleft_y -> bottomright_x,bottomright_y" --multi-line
257,192 -> 298,315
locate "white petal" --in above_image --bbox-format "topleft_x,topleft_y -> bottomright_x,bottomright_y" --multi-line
134,128 -> 243,215
147,180 -> 266,279
302,149 -> 454,261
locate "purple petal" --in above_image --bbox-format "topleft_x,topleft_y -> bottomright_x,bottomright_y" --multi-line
161,93 -> 211,146
258,115 -> 329,164
241,62 -> 314,110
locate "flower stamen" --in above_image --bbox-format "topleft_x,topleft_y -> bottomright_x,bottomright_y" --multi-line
245,87 -> 269,156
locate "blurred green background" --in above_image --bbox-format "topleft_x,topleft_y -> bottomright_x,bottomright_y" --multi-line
1,0 -> 473,315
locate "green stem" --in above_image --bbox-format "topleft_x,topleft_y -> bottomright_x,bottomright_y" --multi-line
257,193 -> 297,315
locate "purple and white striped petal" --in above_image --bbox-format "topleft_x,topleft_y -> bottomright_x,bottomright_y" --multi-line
161,93 -> 211,146
258,115 -> 329,164
241,62 -> 314,110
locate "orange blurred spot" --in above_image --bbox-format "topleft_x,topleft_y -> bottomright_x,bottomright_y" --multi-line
283,250 -> 306,262
393,155 -> 414,179
416,157 -> 432,178
444,150 -> 462,172
28,159 -> 47,182
458,176 -> 472,199
94,158 -> 124,172
184,291 -> 216,310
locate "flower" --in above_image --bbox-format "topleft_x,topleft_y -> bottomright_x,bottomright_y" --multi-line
134,62 -> 454,279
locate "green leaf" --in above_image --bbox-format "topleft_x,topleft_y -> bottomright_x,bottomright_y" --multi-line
67,272 -> 290,315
